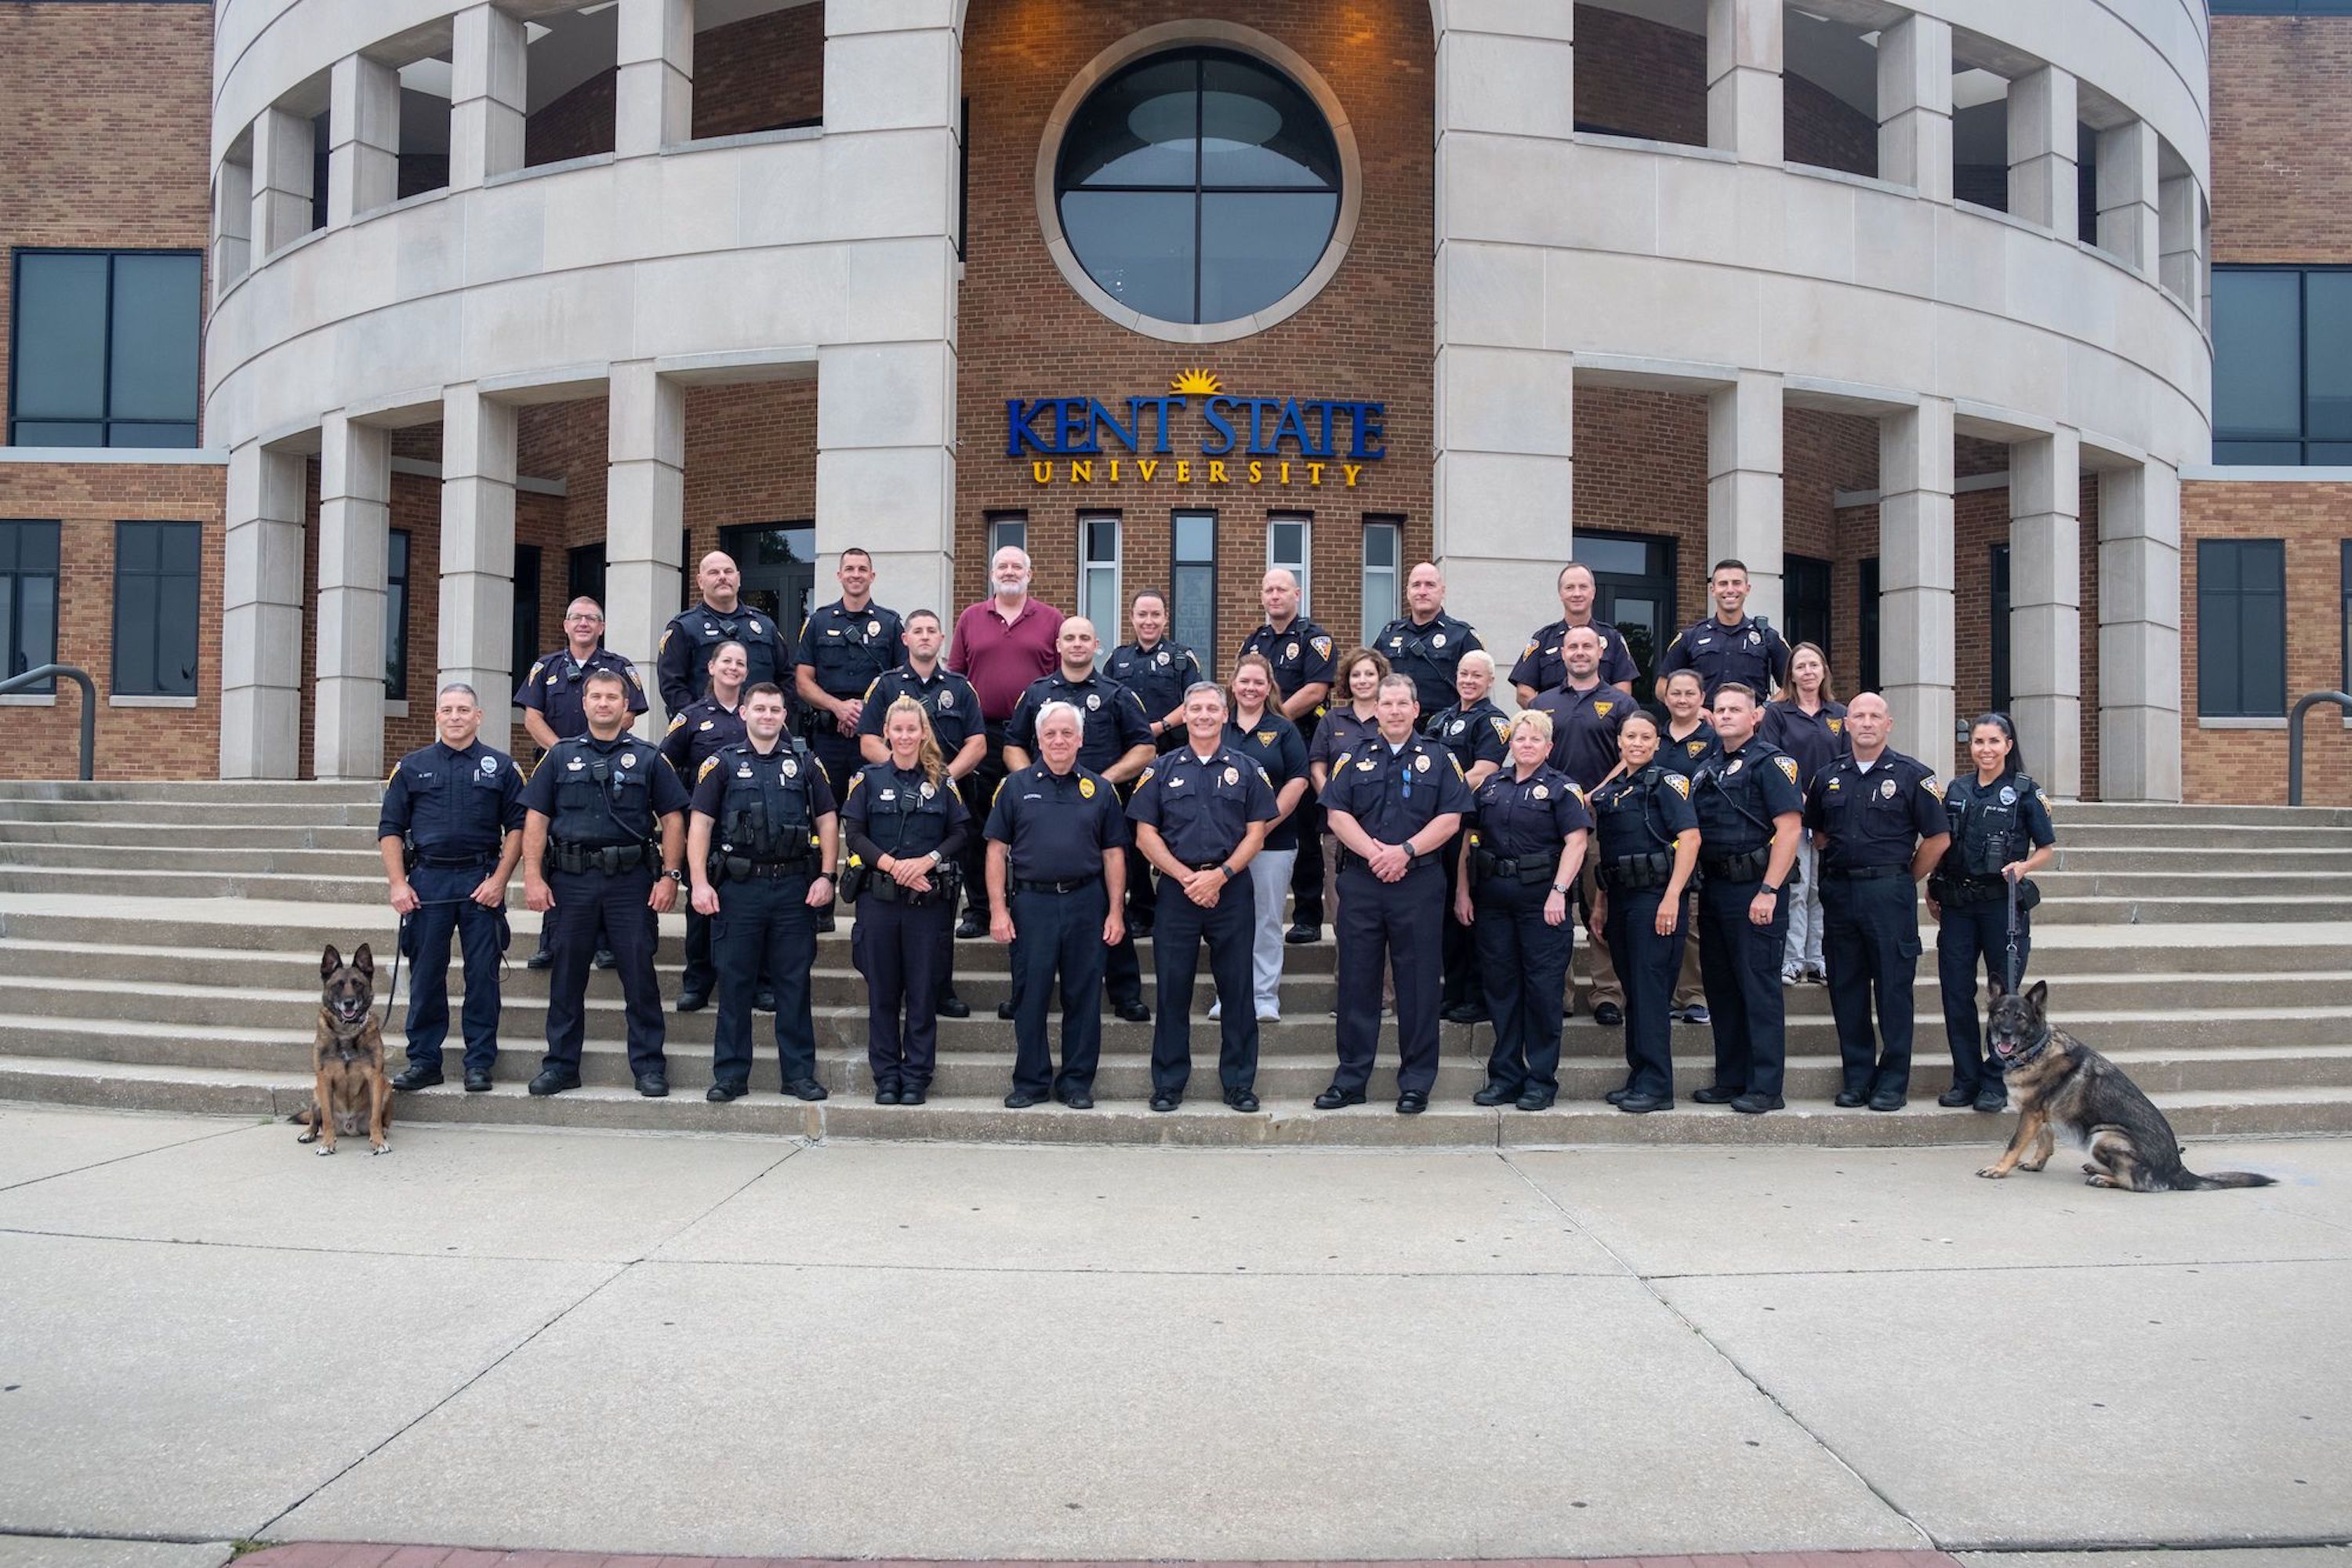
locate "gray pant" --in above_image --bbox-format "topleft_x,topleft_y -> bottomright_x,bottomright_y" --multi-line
1244,848 -> 1296,1017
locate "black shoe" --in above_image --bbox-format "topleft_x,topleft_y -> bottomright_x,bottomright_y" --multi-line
1058,1089 -> 1094,1110
996,1000 -> 1017,1022
756,990 -> 778,1012
524,949 -> 553,971
463,1068 -> 493,1093
1129,918 -> 1153,940
1730,1092 -> 1784,1114
1834,1088 -> 1867,1108
1616,1091 -> 1673,1114
874,1087 -> 902,1105
1605,1085 -> 1632,1105
1868,1089 -> 1906,1112
1285,923 -> 1320,945
1224,1087 -> 1260,1112
1149,1091 -> 1180,1113
1974,1086 -> 2008,1113
1593,1002 -> 1624,1027
1515,1088 -> 1555,1112
707,1083 -> 746,1103
675,989 -> 708,1013
785,1078 -> 829,1102
1114,1000 -> 1151,1023
1472,1082 -> 1519,1107
1313,1085 -> 1366,1110
528,1065 -> 579,1097
390,1065 -> 442,1092
937,993 -> 972,1019
1938,1085 -> 1976,1108
815,912 -> 837,935
1004,1087 -> 1049,1109
899,1086 -> 927,1106
956,913 -> 987,939
1396,1090 -> 1428,1115
635,1072 -> 669,1098
1443,1002 -> 1490,1024
593,949 -> 616,970
1692,1083 -> 1742,1105
1675,1004 -> 1711,1025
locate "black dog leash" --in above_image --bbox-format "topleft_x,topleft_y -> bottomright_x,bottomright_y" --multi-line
2003,871 -> 2022,994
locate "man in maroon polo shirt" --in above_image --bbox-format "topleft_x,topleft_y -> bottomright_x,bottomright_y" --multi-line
948,546 -> 1065,935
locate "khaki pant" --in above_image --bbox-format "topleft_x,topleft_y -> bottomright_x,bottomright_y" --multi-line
1672,887 -> 1704,1009
1574,856 -> 1621,1008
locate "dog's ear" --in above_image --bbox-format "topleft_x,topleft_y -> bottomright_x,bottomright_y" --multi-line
321,944 -> 343,978
2027,979 -> 2049,1011
351,943 -> 374,976
1987,975 -> 2005,1000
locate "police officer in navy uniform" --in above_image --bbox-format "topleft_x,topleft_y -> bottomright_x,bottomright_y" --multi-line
843,695 -> 973,1105
380,683 -> 525,1094
1002,617 -> 1156,1022
659,641 -> 751,1014
516,596 -> 645,971
1657,670 -> 1720,1025
1423,649 -> 1512,1024
985,701 -> 1131,1109
1105,589 -> 1205,942
1929,713 -> 2056,1114
1129,681 -> 1279,1113
1657,557 -> 1791,702
658,550 -> 795,721
1585,713 -> 1700,1113
1687,684 -> 1804,1115
687,681 -> 839,1103
1802,691 -> 1951,1112
1240,569 -> 1336,943
521,668 -> 690,1098
794,546 -> 906,797
1509,562 -> 1639,703
1455,709 -> 1590,1111
1533,626 -> 1633,1025
860,608 -> 988,1019
1317,673 -> 1475,1115
1374,560 -> 1483,717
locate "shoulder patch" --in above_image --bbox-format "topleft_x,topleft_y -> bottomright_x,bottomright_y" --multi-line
1664,774 -> 1691,798
1522,641 -> 1537,659
658,628 -> 673,654
1775,756 -> 1798,784
696,757 -> 719,784
1449,754 -> 1465,779
1334,751 -> 1352,771
1922,776 -> 1946,800
527,659 -> 544,681
1490,716 -> 1512,740
385,764 -> 400,787
665,713 -> 685,732
1568,782 -> 1587,804
1138,766 -> 1155,786
1311,635 -> 1333,658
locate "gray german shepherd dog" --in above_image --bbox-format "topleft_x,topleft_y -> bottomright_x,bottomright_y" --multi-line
1976,980 -> 2274,1192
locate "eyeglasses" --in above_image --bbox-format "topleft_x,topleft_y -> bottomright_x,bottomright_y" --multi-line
564,614 -> 603,624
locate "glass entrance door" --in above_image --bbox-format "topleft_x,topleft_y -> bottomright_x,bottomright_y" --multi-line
720,523 -> 816,633
1577,529 -> 1679,718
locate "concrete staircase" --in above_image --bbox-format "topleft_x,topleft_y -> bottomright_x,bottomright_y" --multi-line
2,780 -> 2349,1148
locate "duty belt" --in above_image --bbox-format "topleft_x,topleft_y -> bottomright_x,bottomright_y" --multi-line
1474,848 -> 1559,886
1598,851 -> 1672,892
1825,862 -> 1906,880
868,862 -> 959,906
1013,873 -> 1102,895
1700,846 -> 1772,882
1336,846 -> 1425,876
1932,872 -> 2009,905
413,850 -> 496,869
720,855 -> 813,881
549,840 -> 652,875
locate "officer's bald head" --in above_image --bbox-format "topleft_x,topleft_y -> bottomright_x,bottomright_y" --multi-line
1846,692 -> 1890,753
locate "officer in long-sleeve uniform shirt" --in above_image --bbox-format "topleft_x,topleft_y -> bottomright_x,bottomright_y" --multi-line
1239,569 -> 1337,942
1688,684 -> 1805,1115
1374,561 -> 1483,715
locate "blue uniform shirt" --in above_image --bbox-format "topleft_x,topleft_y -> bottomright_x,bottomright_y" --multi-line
514,648 -> 648,740
1692,739 -> 1806,855
657,601 -> 794,714
795,599 -> 906,702
1309,702 -> 1380,774
1424,698 -> 1512,777
1374,611 -> 1483,715
843,763 -> 972,862
1238,618 -> 1337,705
1222,712 -> 1310,851
1589,765 -> 1698,864
688,739 -> 839,824
1005,671 -> 1153,773
1939,771 -> 2056,880
985,762 -> 1131,882
858,664 -> 983,757
1804,750 -> 1946,871
1657,614 -> 1791,702
1127,744 -> 1279,866
658,696 -> 748,779
1509,617 -> 1640,692
1531,681 -> 1634,792
1657,719 -> 1720,781
1320,731 -> 1476,848
1760,699 -> 1850,793
1104,640 -> 1206,731
521,732 -> 692,844
379,739 -> 525,855
1468,763 -> 1592,863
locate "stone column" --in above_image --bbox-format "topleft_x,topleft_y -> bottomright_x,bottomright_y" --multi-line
220,442 -> 307,779
314,413 -> 393,781
1431,3 -> 1577,672
1878,398 -> 1955,769
1707,0 -> 1781,164
2007,66 -> 2078,239
2159,173 -> 2198,308
617,0 -> 695,157
249,105 -> 314,258
1707,371 -> 1784,627
449,2 -> 526,191
327,53 -> 400,223
2098,461 -> 2183,802
212,158 -> 251,303
441,385 -> 519,754
608,361 -> 686,737
1876,13 -> 1952,200
2009,429 -> 2082,799
2096,120 -> 2161,277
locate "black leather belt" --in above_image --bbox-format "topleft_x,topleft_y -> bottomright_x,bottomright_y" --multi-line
416,851 -> 495,868
1702,846 -> 1772,881
1014,874 -> 1103,895
1336,847 -> 1423,875
733,858 -> 813,880
549,841 -> 652,875
1826,863 -> 1906,880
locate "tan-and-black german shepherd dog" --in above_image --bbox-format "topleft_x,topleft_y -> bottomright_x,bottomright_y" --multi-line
292,943 -> 393,1156
1977,979 -> 2272,1192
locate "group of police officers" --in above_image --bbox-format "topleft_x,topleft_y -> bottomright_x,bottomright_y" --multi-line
376,545 -> 2056,1116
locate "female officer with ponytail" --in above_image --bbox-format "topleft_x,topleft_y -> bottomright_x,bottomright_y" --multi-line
1584,713 -> 1700,1113
1928,713 -> 2056,1113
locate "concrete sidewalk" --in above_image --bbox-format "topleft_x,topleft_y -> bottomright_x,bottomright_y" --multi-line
0,1104 -> 2346,1562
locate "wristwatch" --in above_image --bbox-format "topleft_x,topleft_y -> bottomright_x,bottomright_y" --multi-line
1552,882 -> 1571,894
1761,883 -> 1781,896
663,868 -> 685,884
1218,862 -> 1237,880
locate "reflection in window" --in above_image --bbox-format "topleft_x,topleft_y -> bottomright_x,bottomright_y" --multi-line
1054,48 -> 1341,325
2212,267 -> 2352,466
1360,519 -> 1399,647
1080,516 -> 1122,654
2197,539 -> 2287,719
1269,515 -> 1311,615
385,530 -> 411,699
114,522 -> 201,698
8,251 -> 203,448
0,521 -> 62,694
1171,511 -> 1216,655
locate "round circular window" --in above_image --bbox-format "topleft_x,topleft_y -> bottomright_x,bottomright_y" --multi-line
1041,34 -> 1359,343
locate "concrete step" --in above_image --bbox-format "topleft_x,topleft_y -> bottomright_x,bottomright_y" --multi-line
5,1052 -> 2348,1146
0,781 -> 379,803
2049,803 -> 2352,827
0,800 -> 385,827
0,821 -> 385,850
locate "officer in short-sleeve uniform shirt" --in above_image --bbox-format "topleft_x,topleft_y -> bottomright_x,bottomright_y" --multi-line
1424,691 -> 1512,1022
1240,614 -> 1338,939
796,598 -> 906,794
515,645 -> 646,971
1510,619 -> 1639,695
1462,759 -> 1592,1108
659,693 -> 751,1011
1375,608 -> 1483,717
1690,728 -> 1806,1112
659,600 -> 794,722
1658,612 -> 1791,703
1104,632 -> 1204,939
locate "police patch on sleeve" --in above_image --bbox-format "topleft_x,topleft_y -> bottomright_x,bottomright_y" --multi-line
1775,756 -> 1799,784
666,713 -> 685,732
1664,774 -> 1691,798
1311,636 -> 1332,658
1923,777 -> 1946,800
1138,767 -> 1155,786
697,757 -> 719,783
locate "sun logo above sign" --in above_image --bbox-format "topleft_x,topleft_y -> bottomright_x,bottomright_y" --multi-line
1171,368 -> 1222,396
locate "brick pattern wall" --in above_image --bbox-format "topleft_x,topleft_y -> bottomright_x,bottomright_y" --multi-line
2211,14 -> 2352,264
526,5 -> 829,167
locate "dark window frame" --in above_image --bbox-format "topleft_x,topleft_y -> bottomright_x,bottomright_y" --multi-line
7,249 -> 205,449
386,528 -> 412,700
2341,539 -> 2351,700
1989,542 -> 2013,714
1857,557 -> 1881,697
0,520 -> 64,694
111,521 -> 202,697
512,543 -> 543,701
1169,509 -> 1217,658
1784,553 -> 1833,665
2212,263 -> 2352,466
2196,537 -> 2288,719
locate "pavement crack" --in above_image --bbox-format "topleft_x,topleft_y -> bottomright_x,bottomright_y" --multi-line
0,1115 -> 265,1194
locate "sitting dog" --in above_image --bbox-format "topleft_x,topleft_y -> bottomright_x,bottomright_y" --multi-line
292,943 -> 393,1156
1976,979 -> 2271,1192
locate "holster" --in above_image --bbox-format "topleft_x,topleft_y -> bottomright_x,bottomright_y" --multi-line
1599,851 -> 1672,892
1702,846 -> 1772,883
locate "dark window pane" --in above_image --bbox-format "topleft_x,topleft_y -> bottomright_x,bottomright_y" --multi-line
2213,439 -> 2302,465
2212,270 -> 2302,438
118,521 -> 158,575
1199,56 -> 1338,188
12,254 -> 109,420
116,575 -> 160,691
157,581 -> 199,695
1990,543 -> 2013,713
108,254 -> 203,423
20,575 -> 57,685
1198,191 -> 1338,321
1061,190 -> 1193,321
1059,56 -> 1198,189
2306,272 -> 2352,441
159,523 -> 200,576
1173,562 -> 1215,652
11,422 -> 106,448
20,524 -> 59,573
1578,536 -> 1650,577
1858,557 -> 1881,696
2310,443 -> 2352,465
108,422 -> 200,449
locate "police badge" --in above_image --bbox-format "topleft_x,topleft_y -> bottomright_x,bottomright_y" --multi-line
1223,766 -> 1239,786
782,758 -> 799,778
1414,753 -> 1431,773
1878,778 -> 1896,799
1999,786 -> 2018,806
1078,776 -> 1095,798
619,753 -> 637,769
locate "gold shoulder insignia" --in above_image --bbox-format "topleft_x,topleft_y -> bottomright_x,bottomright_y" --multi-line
665,713 -> 685,732
696,757 -> 719,783
844,772 -> 864,797
1256,764 -> 1271,785
1521,641 -> 1537,659
1311,635 -> 1332,657
1138,767 -> 1155,786
1776,756 -> 1799,784
861,676 -> 881,700
1568,782 -> 1587,804
1664,774 -> 1691,798
1923,777 -> 1946,800
1490,717 -> 1512,741
798,617 -> 811,639
658,628 -> 673,653
527,660 -> 543,681
1334,751 -> 1352,771
385,764 -> 400,787
1449,754 -> 1465,779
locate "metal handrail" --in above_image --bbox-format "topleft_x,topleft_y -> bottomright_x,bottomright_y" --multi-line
2287,690 -> 2352,807
0,664 -> 97,781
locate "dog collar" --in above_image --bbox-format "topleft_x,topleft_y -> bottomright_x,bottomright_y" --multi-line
1997,1025 -> 2053,1073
